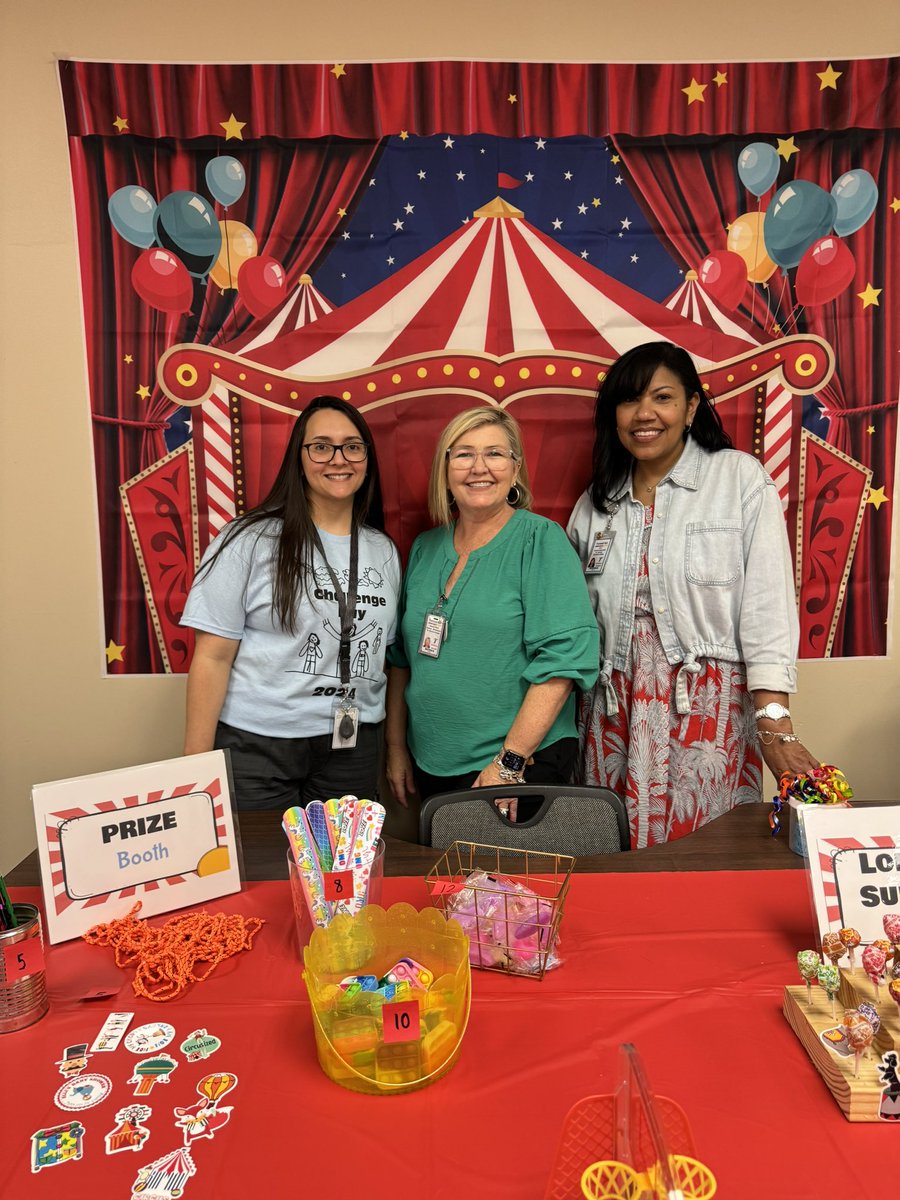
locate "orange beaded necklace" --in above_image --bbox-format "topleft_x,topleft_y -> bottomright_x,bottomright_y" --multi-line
83,903 -> 264,1001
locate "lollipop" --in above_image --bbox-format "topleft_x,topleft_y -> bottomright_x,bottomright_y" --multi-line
822,931 -> 847,968
797,950 -> 821,1006
889,978 -> 900,1013
817,963 -> 841,1020
862,945 -> 887,1001
846,1017 -> 875,1078
839,927 -> 862,970
874,938 -> 892,960
883,914 -> 900,943
857,1000 -> 881,1036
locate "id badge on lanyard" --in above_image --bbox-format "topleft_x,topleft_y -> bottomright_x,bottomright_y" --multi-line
418,608 -> 448,658
585,505 -> 619,575
313,528 -> 361,749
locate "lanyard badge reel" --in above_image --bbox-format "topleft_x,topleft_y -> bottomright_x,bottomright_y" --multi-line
418,598 -> 448,659
313,529 -> 361,750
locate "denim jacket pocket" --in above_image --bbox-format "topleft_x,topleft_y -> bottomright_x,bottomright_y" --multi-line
684,522 -> 742,586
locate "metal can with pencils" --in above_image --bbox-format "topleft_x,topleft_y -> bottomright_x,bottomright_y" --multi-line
0,904 -> 49,1034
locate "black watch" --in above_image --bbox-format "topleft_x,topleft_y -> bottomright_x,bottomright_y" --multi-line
499,747 -> 527,774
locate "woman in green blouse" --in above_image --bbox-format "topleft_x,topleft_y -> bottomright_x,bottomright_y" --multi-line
386,407 -> 599,823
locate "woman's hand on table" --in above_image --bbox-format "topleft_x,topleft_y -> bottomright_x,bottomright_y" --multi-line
472,760 -> 519,823
759,736 -> 820,780
385,743 -> 417,808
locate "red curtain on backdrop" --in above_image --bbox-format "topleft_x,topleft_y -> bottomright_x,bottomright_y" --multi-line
59,58 -> 898,668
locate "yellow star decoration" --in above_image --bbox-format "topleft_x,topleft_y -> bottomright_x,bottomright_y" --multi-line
591,198 -> 601,208
610,154 -> 621,165
890,197 -> 900,214
136,384 -> 151,401
682,78 -> 707,105
106,640 -> 125,664
777,136 -> 799,162
220,113 -> 246,140
857,283 -> 882,308
123,354 -> 133,365
866,425 -> 875,435
713,71 -> 728,87
771,323 -> 782,334
331,64 -> 346,79
113,115 -> 129,133
817,64 -> 842,91
399,130 -> 410,141
507,93 -> 517,104
337,207 -> 347,218
866,486 -> 888,511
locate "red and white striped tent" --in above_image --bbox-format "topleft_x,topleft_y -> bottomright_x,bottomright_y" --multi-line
665,269 -> 796,506
229,273 -> 333,356
160,196 -> 834,556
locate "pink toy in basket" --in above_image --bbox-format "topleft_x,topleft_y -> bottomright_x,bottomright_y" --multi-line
444,870 -> 564,975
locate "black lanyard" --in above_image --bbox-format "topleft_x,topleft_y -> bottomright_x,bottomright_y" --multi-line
312,527 -> 358,686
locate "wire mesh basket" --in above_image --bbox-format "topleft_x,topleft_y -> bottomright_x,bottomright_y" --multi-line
425,841 -> 575,979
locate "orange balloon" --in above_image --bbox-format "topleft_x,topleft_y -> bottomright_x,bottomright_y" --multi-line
197,1072 -> 237,1103
209,220 -> 258,290
726,212 -> 777,284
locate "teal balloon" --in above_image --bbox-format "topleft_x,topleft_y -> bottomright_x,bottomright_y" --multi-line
205,156 -> 246,207
153,191 -> 222,278
108,185 -> 158,248
832,169 -> 878,236
737,142 -> 780,197
763,181 -> 836,269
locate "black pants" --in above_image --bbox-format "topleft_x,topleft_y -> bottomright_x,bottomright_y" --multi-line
412,736 -> 578,804
215,721 -> 382,811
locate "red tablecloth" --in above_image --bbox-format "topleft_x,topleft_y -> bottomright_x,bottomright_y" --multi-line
1,872 -> 892,1200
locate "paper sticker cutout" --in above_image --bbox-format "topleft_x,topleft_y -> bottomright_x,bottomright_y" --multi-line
174,1071 -> 238,1146
383,1000 -> 421,1044
55,1073 -> 113,1111
820,1025 -> 852,1057
30,1120 -> 85,1172
55,1044 -> 91,1078
126,1022 -> 176,1053
106,1104 -> 152,1154
91,1010 -> 135,1051
196,845 -> 230,875
878,1051 -> 900,1121
131,1147 -> 196,1199
3,936 -> 45,980
180,1028 -> 221,1062
130,1054 -> 178,1096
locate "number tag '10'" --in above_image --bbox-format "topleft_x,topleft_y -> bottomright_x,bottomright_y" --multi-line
382,999 -> 420,1044
323,871 -> 354,901
3,937 -> 45,980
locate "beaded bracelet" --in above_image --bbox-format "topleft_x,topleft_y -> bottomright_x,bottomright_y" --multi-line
768,764 -> 853,836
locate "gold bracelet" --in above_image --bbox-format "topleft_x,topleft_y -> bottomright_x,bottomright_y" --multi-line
758,730 -> 800,746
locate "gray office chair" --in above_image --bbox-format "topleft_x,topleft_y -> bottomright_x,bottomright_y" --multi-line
419,784 -> 630,855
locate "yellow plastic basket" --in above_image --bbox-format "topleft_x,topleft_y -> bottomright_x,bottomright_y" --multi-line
303,902 -> 470,1095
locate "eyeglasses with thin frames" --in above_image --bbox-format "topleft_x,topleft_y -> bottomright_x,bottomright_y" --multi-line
303,440 -> 369,464
446,448 -> 517,470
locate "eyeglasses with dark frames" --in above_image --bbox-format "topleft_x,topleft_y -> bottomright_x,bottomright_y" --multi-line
303,440 -> 369,463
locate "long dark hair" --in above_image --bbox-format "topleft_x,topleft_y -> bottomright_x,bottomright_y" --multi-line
196,396 -> 384,633
589,341 -> 733,511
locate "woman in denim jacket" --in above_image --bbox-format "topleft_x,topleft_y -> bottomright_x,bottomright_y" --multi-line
568,341 -> 818,847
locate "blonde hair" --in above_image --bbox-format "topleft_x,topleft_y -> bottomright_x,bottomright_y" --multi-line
427,407 -> 533,525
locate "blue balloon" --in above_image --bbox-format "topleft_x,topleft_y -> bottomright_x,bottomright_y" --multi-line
737,142 -> 780,197
205,156 -> 246,208
832,169 -> 878,236
763,181 -> 836,269
153,191 -> 222,278
108,185 -> 157,248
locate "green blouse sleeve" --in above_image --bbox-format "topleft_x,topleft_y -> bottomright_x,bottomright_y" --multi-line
520,517 -> 600,690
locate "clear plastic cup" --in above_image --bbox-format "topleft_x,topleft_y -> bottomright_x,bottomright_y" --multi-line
288,839 -> 385,954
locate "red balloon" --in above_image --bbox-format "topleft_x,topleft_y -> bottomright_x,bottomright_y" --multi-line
238,255 -> 287,317
131,248 -> 193,313
697,250 -> 747,309
795,236 -> 856,307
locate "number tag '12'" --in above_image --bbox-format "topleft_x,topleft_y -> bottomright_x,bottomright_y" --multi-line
4,937 -> 45,980
323,871 -> 354,902
382,999 -> 420,1044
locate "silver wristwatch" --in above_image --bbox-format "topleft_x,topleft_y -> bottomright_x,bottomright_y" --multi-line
754,702 -> 791,722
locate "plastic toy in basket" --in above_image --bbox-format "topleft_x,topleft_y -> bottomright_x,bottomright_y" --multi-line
544,1043 -> 716,1200
426,842 -> 574,979
303,903 -> 470,1095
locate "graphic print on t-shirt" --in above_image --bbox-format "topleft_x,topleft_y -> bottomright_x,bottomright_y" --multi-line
289,564 -> 388,684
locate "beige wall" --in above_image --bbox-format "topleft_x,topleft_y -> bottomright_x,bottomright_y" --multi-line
1,1 -> 898,873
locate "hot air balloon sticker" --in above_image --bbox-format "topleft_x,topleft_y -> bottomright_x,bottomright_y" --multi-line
129,1054 -> 178,1096
197,1071 -> 238,1106
174,1071 -> 238,1146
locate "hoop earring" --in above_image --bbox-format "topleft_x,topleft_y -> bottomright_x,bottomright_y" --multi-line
447,490 -> 458,509
683,423 -> 692,441
507,485 -> 521,506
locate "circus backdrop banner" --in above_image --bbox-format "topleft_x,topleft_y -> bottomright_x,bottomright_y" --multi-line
58,58 -> 898,674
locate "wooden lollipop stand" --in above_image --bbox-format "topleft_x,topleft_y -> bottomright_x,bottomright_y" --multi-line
783,968 -> 899,1122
